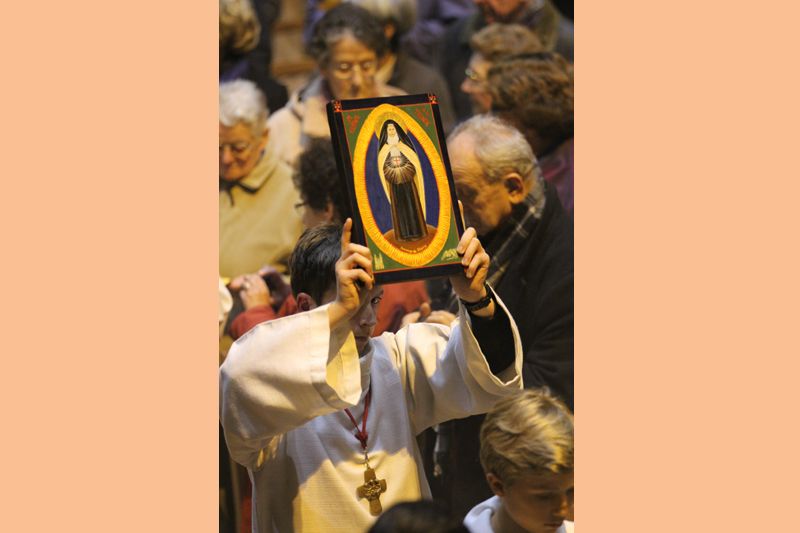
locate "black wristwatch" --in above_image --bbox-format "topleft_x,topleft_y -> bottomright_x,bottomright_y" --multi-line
460,283 -> 494,313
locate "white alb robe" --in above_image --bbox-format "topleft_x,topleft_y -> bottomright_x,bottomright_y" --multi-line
220,300 -> 523,533
463,496 -> 574,533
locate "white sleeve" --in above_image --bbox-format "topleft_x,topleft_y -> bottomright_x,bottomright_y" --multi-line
392,294 -> 523,434
219,304 -> 363,468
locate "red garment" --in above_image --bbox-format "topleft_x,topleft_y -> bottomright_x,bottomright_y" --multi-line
229,282 -> 428,339
374,281 -> 429,335
229,295 -> 298,340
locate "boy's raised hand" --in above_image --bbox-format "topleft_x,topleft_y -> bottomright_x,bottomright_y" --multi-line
449,227 -> 495,318
328,218 -> 375,327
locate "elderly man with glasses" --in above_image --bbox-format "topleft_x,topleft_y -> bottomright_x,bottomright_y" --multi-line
219,78 -> 304,280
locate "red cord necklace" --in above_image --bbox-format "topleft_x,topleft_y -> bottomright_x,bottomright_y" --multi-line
344,385 -> 387,515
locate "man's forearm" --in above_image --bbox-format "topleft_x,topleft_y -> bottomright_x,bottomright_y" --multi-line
468,298 -> 515,375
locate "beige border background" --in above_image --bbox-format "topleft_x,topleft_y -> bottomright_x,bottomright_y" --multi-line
3,1 -> 800,531
578,1 -> 800,531
3,1 -> 218,531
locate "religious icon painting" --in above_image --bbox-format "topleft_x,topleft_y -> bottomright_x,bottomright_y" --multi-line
327,94 -> 464,284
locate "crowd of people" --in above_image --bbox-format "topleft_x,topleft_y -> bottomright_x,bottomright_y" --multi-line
218,1 -> 574,532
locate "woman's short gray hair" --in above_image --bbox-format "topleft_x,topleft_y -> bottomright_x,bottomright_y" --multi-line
347,0 -> 417,36
306,4 -> 387,66
449,114 -> 545,208
219,79 -> 268,134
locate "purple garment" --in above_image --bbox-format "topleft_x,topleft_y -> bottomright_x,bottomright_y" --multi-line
219,58 -> 249,82
539,137 -> 574,217
402,0 -> 475,64
303,0 -> 325,46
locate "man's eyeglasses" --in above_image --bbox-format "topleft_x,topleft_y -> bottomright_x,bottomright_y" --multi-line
330,60 -> 377,80
219,142 -> 252,156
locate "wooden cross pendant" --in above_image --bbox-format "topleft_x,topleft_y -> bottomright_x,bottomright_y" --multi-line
356,466 -> 387,515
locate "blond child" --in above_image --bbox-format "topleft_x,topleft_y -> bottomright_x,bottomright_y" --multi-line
464,389 -> 574,533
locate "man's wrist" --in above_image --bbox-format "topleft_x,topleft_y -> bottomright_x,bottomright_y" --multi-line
459,283 -> 493,313
459,288 -> 487,304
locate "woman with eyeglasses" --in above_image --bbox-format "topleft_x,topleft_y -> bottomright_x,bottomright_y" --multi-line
268,3 -> 405,168
348,0 -> 457,134
460,23 -> 543,117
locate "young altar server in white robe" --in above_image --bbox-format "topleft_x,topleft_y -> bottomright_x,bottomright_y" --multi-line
220,219 -> 523,533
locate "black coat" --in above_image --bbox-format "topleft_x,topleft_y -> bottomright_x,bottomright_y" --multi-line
488,184 -> 574,407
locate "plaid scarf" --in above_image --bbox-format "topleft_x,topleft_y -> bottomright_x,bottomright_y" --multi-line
486,188 -> 546,287
432,183 -> 547,313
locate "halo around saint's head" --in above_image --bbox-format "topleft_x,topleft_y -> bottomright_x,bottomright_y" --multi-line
373,111 -> 408,140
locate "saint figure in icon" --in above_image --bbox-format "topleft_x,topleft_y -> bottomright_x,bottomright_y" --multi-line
376,119 -> 428,242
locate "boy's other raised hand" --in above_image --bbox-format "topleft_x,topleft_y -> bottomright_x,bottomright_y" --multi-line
449,227 -> 495,317
328,218 -> 375,327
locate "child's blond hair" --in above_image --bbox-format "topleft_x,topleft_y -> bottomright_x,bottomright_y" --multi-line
479,388 -> 573,485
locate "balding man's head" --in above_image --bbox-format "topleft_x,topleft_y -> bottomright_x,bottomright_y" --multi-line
447,115 -> 544,235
